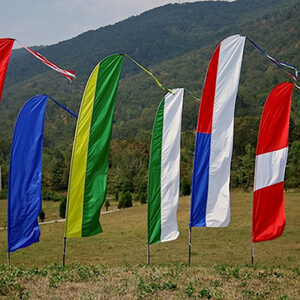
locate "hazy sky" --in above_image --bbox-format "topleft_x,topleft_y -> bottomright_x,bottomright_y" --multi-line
1,1 -> 233,48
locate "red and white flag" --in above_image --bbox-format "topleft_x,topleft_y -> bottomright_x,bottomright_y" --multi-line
252,82 -> 294,243
18,41 -> 76,82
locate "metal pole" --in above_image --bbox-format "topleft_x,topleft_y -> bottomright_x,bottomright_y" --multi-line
147,244 -> 150,265
62,236 -> 67,266
7,251 -> 10,267
188,227 -> 192,266
251,243 -> 254,266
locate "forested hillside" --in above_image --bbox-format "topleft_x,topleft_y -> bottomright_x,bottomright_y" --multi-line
0,0 -> 300,195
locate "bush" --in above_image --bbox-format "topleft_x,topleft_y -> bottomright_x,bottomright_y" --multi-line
42,189 -> 65,202
122,180 -> 134,193
181,178 -> 191,195
59,198 -> 67,219
105,199 -> 110,211
115,190 -> 119,201
0,189 -> 7,200
140,192 -> 147,204
39,210 -> 45,222
118,191 -> 133,209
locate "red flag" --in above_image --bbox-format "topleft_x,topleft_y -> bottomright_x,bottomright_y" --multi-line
0,38 -> 14,100
252,82 -> 294,243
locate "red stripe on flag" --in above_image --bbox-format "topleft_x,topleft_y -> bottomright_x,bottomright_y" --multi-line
196,44 -> 220,134
0,38 -> 14,100
256,82 -> 293,155
252,182 -> 285,243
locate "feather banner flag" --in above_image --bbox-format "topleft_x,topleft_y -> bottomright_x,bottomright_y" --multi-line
252,82 -> 294,243
148,88 -> 184,245
0,38 -> 14,100
190,35 -> 246,227
8,95 -> 47,252
65,54 -> 124,238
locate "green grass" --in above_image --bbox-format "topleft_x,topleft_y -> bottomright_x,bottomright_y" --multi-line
0,191 -> 299,299
0,191 -> 299,267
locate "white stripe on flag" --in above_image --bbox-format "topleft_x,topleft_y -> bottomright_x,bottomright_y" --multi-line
160,88 -> 184,242
206,35 -> 246,227
254,147 -> 288,191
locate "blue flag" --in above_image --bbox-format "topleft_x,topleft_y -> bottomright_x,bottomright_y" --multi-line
8,95 -> 47,252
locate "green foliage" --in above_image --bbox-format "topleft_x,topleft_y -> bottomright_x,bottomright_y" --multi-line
104,199 -> 110,211
42,189 -> 66,202
39,210 -> 45,222
181,178 -> 191,196
118,191 -> 133,209
114,190 -> 119,201
0,189 -> 7,200
59,198 -> 66,219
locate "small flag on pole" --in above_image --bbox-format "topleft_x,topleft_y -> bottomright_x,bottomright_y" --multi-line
252,82 -> 294,243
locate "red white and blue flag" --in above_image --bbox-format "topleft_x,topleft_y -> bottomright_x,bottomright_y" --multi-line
252,82 -> 293,243
190,35 -> 246,227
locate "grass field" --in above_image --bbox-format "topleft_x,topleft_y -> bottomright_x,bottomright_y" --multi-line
0,191 -> 299,299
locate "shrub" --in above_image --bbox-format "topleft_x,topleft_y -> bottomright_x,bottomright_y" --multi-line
115,190 -> 119,201
0,189 -> 7,200
140,192 -> 147,204
42,189 -> 65,202
59,198 -> 66,219
122,180 -> 134,193
105,199 -> 110,211
39,210 -> 45,222
118,191 -> 133,209
181,178 -> 191,195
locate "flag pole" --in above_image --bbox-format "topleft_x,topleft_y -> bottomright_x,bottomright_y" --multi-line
62,236 -> 67,266
188,227 -> 192,266
251,243 -> 254,265
147,244 -> 150,265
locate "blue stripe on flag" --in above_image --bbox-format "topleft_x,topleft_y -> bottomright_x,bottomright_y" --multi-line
189,132 -> 211,227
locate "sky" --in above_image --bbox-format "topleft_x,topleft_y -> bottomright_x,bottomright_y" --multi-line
1,0 -> 233,49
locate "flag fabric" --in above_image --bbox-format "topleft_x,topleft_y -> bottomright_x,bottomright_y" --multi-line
65,54 -> 123,238
252,82 -> 293,243
7,95 -> 48,252
190,35 -> 246,227
17,41 -> 76,81
148,88 -> 184,245
0,38 -> 14,100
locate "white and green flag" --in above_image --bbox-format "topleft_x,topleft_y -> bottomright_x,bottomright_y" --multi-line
148,88 -> 184,245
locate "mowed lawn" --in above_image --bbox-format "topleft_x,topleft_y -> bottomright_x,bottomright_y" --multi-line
0,191 -> 299,268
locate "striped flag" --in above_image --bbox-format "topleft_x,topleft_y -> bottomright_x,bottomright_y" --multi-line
65,54 -> 123,237
0,38 -> 14,100
18,41 -> 76,81
252,82 -> 293,243
148,88 -> 184,244
190,35 -> 246,227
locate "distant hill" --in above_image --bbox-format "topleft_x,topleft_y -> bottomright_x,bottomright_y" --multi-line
1,0 -> 300,144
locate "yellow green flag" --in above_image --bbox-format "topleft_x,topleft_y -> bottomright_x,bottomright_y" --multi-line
65,54 -> 123,237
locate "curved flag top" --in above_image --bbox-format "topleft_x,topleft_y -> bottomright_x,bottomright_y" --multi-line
148,88 -> 184,245
65,54 -> 124,238
190,34 -> 246,228
252,82 -> 294,243
8,95 -> 48,252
